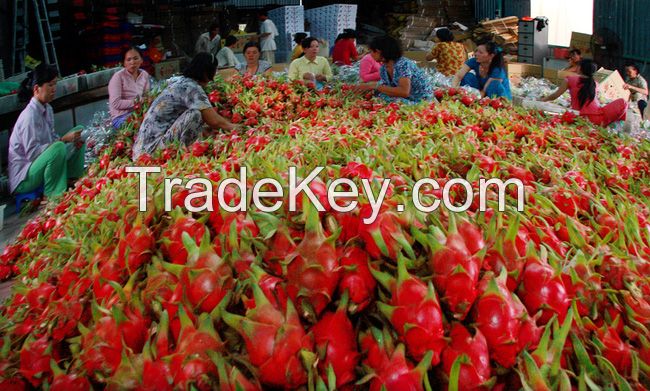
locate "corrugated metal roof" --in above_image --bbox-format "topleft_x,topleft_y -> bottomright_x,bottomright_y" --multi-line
594,0 -> 650,62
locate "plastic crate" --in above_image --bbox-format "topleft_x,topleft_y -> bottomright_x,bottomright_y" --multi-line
54,75 -> 80,99
82,67 -> 122,89
0,94 -> 19,115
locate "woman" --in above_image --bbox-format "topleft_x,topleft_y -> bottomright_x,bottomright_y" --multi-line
9,64 -> 85,200
133,53 -> 239,159
623,62 -> 648,119
332,31 -> 358,66
288,37 -> 333,83
452,41 -> 511,100
542,59 -> 627,127
562,49 -> 582,73
235,42 -> 272,76
355,35 -> 432,103
108,46 -> 150,129
425,28 -> 467,76
216,35 -> 240,68
359,52 -> 381,82
290,33 -> 307,61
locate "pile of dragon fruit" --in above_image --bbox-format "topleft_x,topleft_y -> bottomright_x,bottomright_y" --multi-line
0,74 -> 649,390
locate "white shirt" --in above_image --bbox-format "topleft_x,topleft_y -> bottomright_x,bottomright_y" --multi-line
216,46 -> 240,68
195,32 -> 221,56
260,19 -> 278,51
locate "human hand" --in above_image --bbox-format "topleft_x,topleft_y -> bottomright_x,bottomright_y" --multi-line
61,130 -> 82,143
315,74 -> 327,82
623,84 -> 630,90
302,72 -> 315,81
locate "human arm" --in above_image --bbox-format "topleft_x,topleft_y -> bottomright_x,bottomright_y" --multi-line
315,59 -> 333,82
541,78 -> 569,102
426,45 -> 440,62
624,82 -> 649,97
108,73 -> 136,111
349,41 -> 359,62
359,57 -> 380,82
288,59 -> 300,80
451,63 -> 471,88
201,108 -> 238,131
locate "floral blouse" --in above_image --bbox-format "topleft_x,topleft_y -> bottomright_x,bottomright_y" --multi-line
379,57 -> 433,103
133,76 -> 211,158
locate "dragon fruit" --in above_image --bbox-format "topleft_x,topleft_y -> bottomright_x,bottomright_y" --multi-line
337,246 -> 376,313
312,293 -> 359,388
441,323 -> 492,391
285,199 -> 341,319
473,272 -> 541,368
222,283 -> 312,388
518,257 -> 570,325
160,211 -> 207,265
372,255 -> 446,365
360,328 -> 432,391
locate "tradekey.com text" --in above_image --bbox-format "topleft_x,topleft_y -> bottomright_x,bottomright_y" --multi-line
126,166 -> 525,224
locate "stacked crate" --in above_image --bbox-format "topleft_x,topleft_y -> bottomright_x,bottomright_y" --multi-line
269,6 -> 305,63
304,4 -> 357,49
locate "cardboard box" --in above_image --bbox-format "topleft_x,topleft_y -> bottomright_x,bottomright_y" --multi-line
593,67 -> 630,101
543,69 -> 576,85
154,58 -> 181,80
232,33 -> 258,54
507,63 -> 542,86
569,32 -> 593,59
404,50 -> 429,62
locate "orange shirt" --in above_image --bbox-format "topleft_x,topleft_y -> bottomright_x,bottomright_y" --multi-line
429,42 -> 467,76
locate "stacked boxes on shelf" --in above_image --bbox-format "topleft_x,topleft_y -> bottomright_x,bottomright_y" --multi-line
269,6 -> 305,64
304,4 -> 357,50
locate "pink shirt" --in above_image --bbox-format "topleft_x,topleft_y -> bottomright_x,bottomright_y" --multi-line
108,68 -> 150,119
359,54 -> 381,82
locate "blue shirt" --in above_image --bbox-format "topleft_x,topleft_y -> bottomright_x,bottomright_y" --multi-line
465,57 -> 512,100
379,57 -> 433,103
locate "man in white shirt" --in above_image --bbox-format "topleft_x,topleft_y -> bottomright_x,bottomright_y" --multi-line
195,22 -> 221,58
258,11 -> 278,64
216,36 -> 240,68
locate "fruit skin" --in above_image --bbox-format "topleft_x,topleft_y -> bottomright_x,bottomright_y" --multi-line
360,328 -> 433,391
337,246 -> 377,313
473,272 -> 541,369
517,258 -> 570,325
222,282 -> 312,389
441,323 -> 492,391
373,255 -> 446,366
311,293 -> 359,388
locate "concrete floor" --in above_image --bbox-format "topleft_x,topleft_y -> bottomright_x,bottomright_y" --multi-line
0,208 -> 36,303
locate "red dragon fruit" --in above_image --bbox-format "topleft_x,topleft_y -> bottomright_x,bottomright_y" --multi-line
312,292 -> 359,388
372,255 -> 446,365
160,211 -> 207,265
222,283 -> 313,388
441,323 -> 492,391
428,215 -> 481,320
473,272 -> 541,368
360,328 -> 432,391
337,246 -> 377,313
358,201 -> 415,260
117,215 -> 155,273
210,351 -> 262,391
517,257 -> 570,325
285,200 -> 340,319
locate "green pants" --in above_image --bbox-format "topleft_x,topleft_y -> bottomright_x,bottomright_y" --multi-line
14,135 -> 86,198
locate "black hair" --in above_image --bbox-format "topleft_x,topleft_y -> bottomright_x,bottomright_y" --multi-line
294,32 -> 307,45
335,33 -> 345,43
18,63 -> 58,102
224,35 -> 238,47
436,28 -> 454,42
569,48 -> 581,56
368,35 -> 402,62
480,41 -> 505,76
301,37 -> 319,50
625,62 -> 640,74
243,41 -> 261,53
577,59 -> 597,108
183,52 -> 217,83
259,10 -> 268,17
209,22 -> 219,33
121,45 -> 143,62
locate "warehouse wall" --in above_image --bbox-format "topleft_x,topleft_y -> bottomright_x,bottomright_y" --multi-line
0,0 -> 10,79
594,0 -> 650,77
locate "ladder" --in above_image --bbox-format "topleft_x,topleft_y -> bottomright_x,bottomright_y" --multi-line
11,0 -> 60,75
